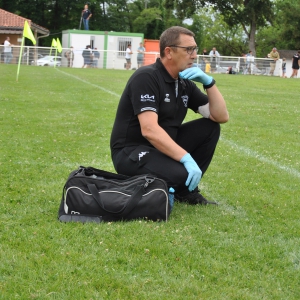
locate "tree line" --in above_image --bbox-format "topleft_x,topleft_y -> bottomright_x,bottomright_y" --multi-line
1,0 -> 299,57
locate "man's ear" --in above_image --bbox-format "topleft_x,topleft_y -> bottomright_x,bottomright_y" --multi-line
165,47 -> 173,60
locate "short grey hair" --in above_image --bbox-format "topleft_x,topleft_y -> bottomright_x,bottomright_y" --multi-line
159,26 -> 195,58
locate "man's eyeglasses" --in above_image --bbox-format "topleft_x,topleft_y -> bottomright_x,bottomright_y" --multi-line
168,45 -> 199,55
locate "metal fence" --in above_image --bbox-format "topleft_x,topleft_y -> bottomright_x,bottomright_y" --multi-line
0,45 -> 283,76
195,55 -> 283,76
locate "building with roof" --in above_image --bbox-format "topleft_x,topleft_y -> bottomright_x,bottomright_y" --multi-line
0,8 -> 49,63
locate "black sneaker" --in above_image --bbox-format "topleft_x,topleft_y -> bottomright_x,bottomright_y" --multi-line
175,189 -> 218,205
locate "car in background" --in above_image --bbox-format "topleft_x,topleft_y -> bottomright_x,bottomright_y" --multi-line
36,56 -> 61,67
22,52 -> 44,65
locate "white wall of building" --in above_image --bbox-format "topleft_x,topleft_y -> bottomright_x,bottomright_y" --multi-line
62,30 -> 144,69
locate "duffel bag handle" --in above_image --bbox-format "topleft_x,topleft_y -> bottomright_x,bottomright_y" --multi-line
87,183 -> 144,217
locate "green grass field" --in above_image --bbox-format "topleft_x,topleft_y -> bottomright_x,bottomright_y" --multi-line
1,65 -> 300,299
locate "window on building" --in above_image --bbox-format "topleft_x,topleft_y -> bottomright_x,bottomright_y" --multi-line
118,37 -> 132,57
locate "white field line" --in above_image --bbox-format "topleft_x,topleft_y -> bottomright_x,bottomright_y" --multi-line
221,138 -> 300,179
56,68 -> 120,98
57,68 -> 300,179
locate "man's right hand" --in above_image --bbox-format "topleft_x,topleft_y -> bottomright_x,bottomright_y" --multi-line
179,67 -> 213,86
180,153 -> 202,192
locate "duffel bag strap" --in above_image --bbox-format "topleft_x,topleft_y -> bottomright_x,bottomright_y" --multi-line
87,183 -> 145,217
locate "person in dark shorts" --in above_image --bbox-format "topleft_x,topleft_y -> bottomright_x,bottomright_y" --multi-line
125,44 -> 133,70
110,26 -> 229,205
82,45 -> 92,68
290,50 -> 300,78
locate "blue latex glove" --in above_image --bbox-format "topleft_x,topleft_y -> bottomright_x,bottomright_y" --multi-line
180,153 -> 202,192
179,67 -> 213,86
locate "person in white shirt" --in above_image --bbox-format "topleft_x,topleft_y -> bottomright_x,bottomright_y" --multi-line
125,44 -> 133,70
4,37 -> 13,64
209,47 -> 220,73
245,50 -> 255,75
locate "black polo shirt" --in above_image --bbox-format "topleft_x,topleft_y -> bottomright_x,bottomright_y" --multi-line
82,9 -> 91,20
110,58 -> 208,151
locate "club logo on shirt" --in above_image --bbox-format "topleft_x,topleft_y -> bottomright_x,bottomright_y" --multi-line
164,94 -> 170,102
140,94 -> 155,102
181,95 -> 189,107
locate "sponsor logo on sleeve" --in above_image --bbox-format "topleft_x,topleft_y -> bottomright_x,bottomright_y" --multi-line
140,94 -> 155,102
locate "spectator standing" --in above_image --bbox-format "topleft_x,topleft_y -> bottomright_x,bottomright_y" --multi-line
209,47 -> 220,73
4,37 -> 13,64
137,42 -> 145,68
65,46 -> 74,68
82,4 -> 92,30
125,44 -> 133,70
245,51 -> 254,75
281,58 -> 287,78
82,45 -> 92,68
290,50 -> 300,78
269,47 -> 280,76
92,48 -> 100,68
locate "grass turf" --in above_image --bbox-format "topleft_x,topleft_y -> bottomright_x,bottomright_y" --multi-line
0,65 -> 300,299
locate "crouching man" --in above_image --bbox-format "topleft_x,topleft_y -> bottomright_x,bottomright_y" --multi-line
110,26 -> 229,205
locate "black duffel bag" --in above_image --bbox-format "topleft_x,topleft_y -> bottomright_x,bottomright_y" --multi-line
58,166 -> 172,223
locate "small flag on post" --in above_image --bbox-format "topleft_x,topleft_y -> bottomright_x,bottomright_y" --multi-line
23,21 -> 36,45
49,38 -> 57,56
56,38 -> 62,53
53,38 -> 62,68
16,20 -> 36,81
51,38 -> 57,47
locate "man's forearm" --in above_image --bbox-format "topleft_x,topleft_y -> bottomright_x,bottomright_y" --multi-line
144,126 -> 186,161
206,85 -> 229,123
138,113 -> 187,161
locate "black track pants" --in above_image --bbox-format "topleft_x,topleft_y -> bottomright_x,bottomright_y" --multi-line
112,118 -> 221,194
